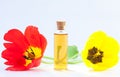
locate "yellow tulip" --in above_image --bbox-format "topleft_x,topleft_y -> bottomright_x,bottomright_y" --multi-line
82,31 -> 119,71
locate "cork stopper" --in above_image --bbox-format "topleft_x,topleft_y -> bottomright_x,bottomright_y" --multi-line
57,21 -> 66,30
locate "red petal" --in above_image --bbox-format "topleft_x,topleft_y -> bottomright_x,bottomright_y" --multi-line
39,34 -> 47,52
2,49 -> 26,66
4,43 -> 24,53
32,58 -> 41,67
2,50 -> 12,60
6,66 -> 29,71
24,26 -> 47,52
5,60 -> 33,71
24,26 -> 40,47
4,29 -> 29,51
4,61 -> 14,65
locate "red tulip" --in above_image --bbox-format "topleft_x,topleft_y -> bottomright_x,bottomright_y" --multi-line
2,26 -> 47,71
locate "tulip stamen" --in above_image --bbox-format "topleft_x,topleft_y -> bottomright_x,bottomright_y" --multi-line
87,47 -> 103,64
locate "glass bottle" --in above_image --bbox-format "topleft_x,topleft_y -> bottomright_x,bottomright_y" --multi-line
54,21 -> 68,70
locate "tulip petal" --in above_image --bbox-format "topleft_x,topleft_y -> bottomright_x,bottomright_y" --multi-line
24,26 -> 47,52
82,31 -> 119,71
4,29 -> 29,51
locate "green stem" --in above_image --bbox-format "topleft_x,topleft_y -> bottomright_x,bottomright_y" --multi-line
43,56 -> 54,60
41,60 -> 53,64
43,53 -> 79,60
41,60 -> 82,64
68,60 -> 82,64
69,53 -> 79,59
42,52 -> 83,64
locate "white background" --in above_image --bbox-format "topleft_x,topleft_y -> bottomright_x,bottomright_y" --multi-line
0,0 -> 120,77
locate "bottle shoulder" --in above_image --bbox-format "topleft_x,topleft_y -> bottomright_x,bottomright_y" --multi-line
54,30 -> 68,34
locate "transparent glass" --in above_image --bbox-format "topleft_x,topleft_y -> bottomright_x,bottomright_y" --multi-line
54,30 -> 68,70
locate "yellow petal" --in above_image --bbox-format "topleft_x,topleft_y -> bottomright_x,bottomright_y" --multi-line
82,31 -> 119,71
85,31 -> 106,50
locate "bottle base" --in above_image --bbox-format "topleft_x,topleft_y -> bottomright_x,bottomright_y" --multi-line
54,68 -> 67,70
54,66 -> 67,70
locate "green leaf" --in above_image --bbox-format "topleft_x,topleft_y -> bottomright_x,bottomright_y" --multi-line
68,45 -> 79,59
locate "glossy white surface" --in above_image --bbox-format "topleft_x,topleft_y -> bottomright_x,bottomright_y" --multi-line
0,63 -> 120,77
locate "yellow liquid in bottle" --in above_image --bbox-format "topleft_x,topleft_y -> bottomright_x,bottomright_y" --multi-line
54,33 -> 68,70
